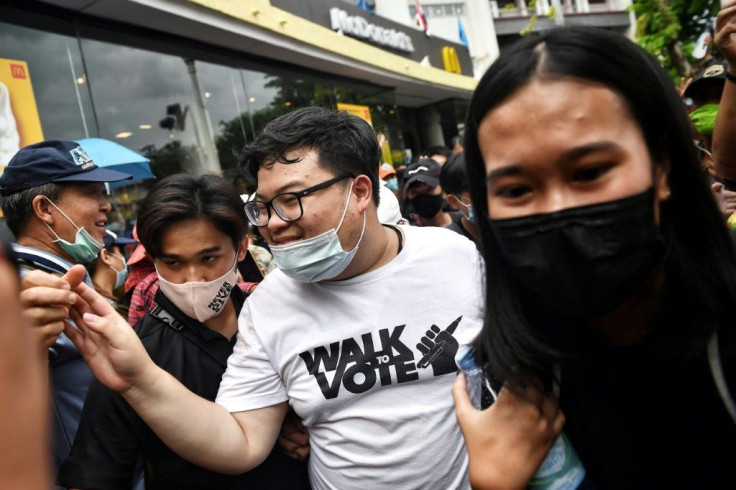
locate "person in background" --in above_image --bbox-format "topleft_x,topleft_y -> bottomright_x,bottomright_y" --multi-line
376,163 -> 405,225
682,60 -> 736,215
455,25 -> 736,489
57,173 -> 310,490
125,225 -> 159,327
711,2 -> 736,231
404,158 -> 456,227
440,152 -> 479,244
0,140 -> 131,472
87,230 -> 136,317
379,162 -> 399,195
232,174 -> 252,196
421,145 -> 451,166
450,134 -> 464,154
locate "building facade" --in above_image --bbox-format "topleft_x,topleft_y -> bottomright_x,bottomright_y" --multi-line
0,0 -> 477,227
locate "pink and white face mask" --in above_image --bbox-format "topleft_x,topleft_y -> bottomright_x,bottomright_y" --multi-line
155,255 -> 238,323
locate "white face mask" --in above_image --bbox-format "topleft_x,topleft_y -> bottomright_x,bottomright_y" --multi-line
270,181 -> 366,283
108,253 -> 129,290
155,255 -> 238,323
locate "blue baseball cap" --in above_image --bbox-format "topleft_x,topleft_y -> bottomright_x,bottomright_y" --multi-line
0,140 -> 132,196
102,230 -> 137,250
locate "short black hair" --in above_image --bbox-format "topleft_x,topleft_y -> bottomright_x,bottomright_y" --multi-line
422,145 -> 451,160
2,182 -> 63,237
440,152 -> 467,196
136,174 -> 247,258
239,107 -> 381,206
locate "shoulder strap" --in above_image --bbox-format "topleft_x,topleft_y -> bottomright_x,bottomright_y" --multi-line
15,251 -> 69,275
149,304 -> 229,369
708,331 -> 736,426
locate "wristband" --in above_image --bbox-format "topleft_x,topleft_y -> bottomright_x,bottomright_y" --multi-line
726,71 -> 736,84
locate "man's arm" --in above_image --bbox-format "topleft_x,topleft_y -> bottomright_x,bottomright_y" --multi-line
713,1 -> 736,181
59,265 -> 286,474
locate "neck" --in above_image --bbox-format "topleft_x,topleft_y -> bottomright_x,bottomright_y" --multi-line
92,273 -> 116,298
204,298 -> 238,340
460,217 -> 480,242
588,272 -> 664,346
17,234 -> 74,263
333,216 -> 398,280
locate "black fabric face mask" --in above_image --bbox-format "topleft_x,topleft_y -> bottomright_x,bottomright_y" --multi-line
489,188 -> 665,320
409,193 -> 445,219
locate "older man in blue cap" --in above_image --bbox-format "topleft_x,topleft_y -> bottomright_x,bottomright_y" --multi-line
0,139 -> 131,472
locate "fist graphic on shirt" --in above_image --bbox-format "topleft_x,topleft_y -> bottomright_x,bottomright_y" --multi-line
416,316 -> 462,377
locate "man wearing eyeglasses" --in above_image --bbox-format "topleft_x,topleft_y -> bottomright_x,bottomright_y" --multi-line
61,107 -> 485,489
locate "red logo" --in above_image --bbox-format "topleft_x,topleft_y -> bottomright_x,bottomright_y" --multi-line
10,64 -> 26,79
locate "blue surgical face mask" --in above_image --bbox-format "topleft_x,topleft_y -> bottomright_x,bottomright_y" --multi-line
385,179 -> 398,192
109,253 -> 129,290
42,196 -> 104,264
270,181 -> 366,283
454,195 -> 478,226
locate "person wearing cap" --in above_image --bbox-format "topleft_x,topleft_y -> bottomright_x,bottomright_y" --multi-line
713,3 -> 736,206
87,230 -> 136,317
404,157 -> 457,227
0,139 -> 131,470
680,58 -> 736,217
376,162 -> 405,225
420,145 -> 452,166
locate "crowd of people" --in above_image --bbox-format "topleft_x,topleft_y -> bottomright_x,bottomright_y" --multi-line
3,5 -> 736,489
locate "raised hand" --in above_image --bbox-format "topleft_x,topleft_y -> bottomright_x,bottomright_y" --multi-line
19,266 -> 86,351
452,374 -> 564,490
716,1 -> 736,67
63,266 -> 156,394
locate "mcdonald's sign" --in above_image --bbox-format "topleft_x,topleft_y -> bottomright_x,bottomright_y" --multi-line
442,46 -> 461,74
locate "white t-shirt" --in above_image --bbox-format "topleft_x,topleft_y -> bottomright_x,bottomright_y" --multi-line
217,225 -> 484,490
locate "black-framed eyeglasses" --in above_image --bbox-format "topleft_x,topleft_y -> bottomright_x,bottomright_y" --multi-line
244,174 -> 354,227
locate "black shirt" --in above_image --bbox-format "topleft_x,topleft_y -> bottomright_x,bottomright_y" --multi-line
57,288 -> 311,490
445,212 -> 476,244
560,327 -> 736,489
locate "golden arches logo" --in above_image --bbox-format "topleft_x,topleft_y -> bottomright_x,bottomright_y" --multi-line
442,47 -> 461,74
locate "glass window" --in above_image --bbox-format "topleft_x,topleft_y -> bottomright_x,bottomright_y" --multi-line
455,5 -> 464,15
0,20 -> 95,160
444,5 -> 455,15
432,6 -> 444,17
78,38 -> 212,177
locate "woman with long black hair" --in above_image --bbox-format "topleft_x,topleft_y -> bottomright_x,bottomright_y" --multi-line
453,26 -> 736,489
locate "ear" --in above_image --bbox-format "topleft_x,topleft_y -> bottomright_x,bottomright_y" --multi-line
31,195 -> 54,224
352,175 -> 373,213
655,159 -> 671,202
237,236 -> 248,262
446,194 -> 461,211
97,248 -> 114,267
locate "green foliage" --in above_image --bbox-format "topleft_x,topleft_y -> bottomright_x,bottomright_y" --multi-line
630,0 -> 720,78
520,15 -> 538,36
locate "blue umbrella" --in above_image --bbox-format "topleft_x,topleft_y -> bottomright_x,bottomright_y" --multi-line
76,138 -> 155,188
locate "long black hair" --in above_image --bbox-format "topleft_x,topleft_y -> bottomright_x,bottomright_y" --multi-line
465,26 -> 736,383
